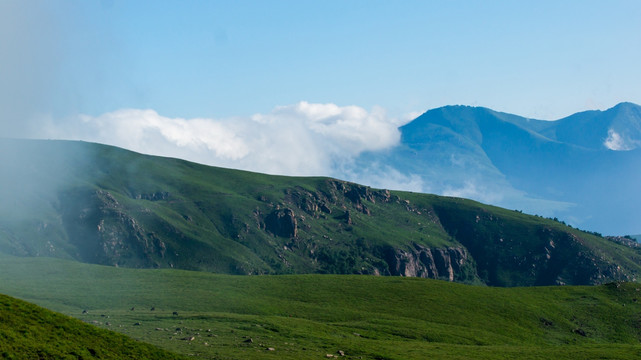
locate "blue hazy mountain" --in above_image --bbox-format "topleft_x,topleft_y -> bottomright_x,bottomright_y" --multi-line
351,102 -> 641,235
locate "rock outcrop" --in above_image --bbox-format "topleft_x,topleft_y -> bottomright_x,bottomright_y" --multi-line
383,244 -> 472,282
134,191 -> 169,201
432,204 -> 638,286
282,181 -> 392,219
265,208 -> 297,238
60,189 -> 168,267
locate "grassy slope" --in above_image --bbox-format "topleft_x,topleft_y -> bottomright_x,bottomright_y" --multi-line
1,254 -> 641,360
1,139 -> 640,286
405,192 -> 641,285
0,139 -> 459,276
0,293 -> 186,360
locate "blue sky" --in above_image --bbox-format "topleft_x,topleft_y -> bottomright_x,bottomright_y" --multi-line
4,1 -> 641,122
1,0 -> 641,177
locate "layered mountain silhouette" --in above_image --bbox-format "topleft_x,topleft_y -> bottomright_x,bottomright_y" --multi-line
352,102 -> 641,235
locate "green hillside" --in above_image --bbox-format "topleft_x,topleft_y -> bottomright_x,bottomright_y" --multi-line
1,138 -> 641,286
1,255 -> 641,359
0,292 -> 185,359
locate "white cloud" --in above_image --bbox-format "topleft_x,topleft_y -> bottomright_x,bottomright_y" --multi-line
339,161 -> 428,193
268,102 -> 400,154
37,102 -> 584,227
604,128 -> 637,151
42,102 -> 401,177
77,109 -> 250,160
442,181 -> 505,204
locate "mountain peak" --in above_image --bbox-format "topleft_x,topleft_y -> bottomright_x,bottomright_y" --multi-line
362,102 -> 641,234
611,101 -> 641,110
599,102 -> 641,151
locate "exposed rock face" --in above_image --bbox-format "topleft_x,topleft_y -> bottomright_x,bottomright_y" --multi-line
282,181 -> 392,219
59,189 -> 167,267
340,184 -> 374,215
134,191 -> 169,201
606,236 -> 640,248
337,210 -> 352,225
432,204 -> 638,286
265,208 -> 297,238
383,244 -> 471,282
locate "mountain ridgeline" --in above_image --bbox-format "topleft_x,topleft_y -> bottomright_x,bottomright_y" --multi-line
354,102 -> 641,235
1,139 -> 640,287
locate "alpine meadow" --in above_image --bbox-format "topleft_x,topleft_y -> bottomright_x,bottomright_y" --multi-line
2,1 -> 641,359
1,137 -> 641,359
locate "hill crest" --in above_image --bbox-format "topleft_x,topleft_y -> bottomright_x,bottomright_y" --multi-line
1,138 -> 641,287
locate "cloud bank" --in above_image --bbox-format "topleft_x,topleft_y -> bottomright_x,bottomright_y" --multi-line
36,101 -> 582,229
42,102 -> 401,177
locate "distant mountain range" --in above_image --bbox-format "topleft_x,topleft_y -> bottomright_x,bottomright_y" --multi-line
351,102 -> 641,235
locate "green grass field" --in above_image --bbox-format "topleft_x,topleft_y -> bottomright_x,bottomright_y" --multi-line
0,293 -> 186,359
2,139 -> 641,359
1,254 -> 641,359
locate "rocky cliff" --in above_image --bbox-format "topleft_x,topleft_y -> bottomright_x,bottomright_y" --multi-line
383,244 -> 472,281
